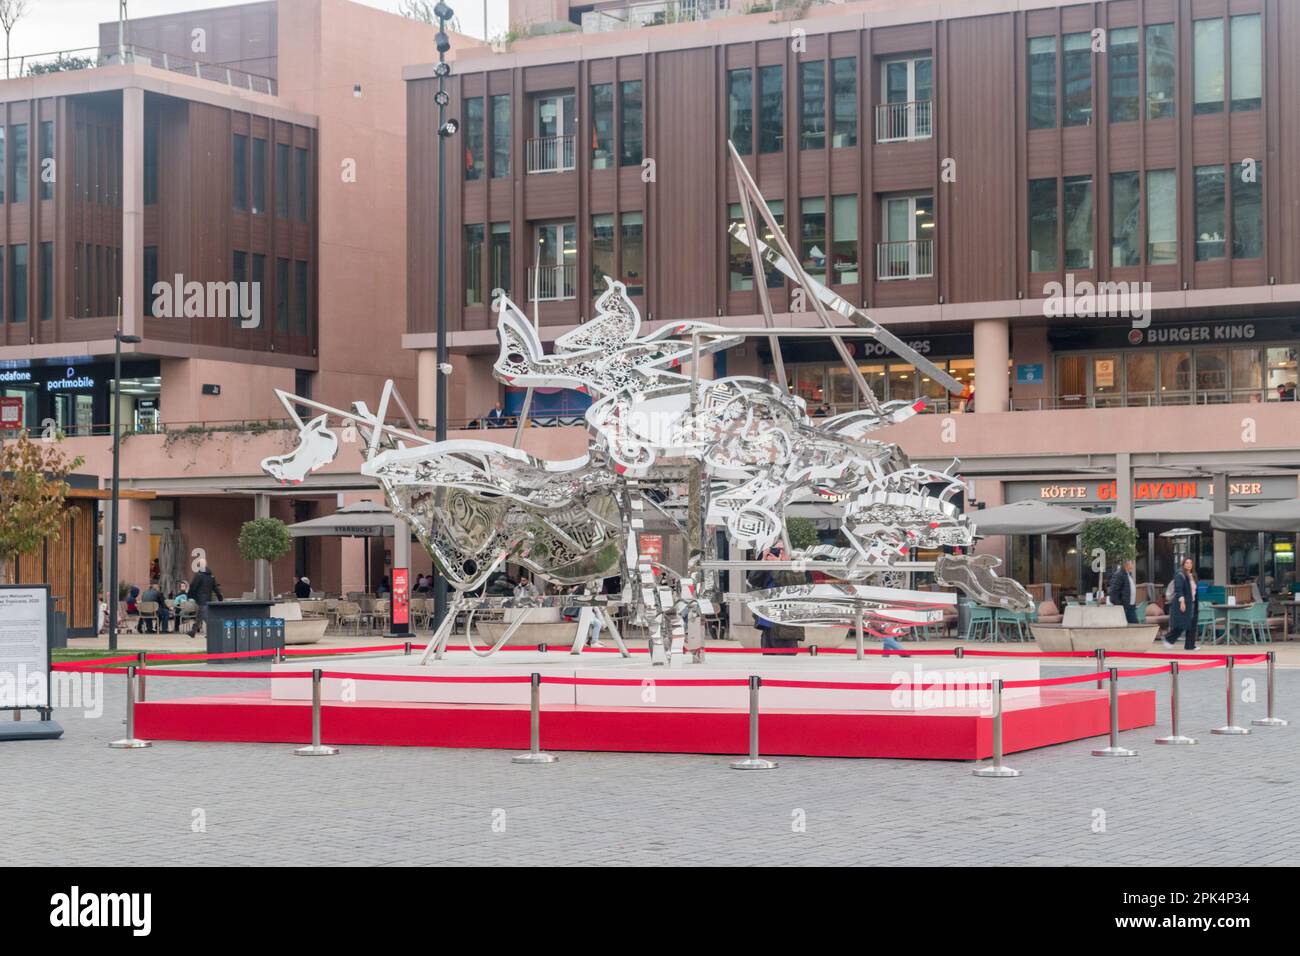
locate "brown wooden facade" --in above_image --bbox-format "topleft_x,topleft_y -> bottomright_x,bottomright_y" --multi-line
408,0 -> 1300,338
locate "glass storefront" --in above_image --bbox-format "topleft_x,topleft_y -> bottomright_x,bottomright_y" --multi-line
779,357 -> 976,414
0,361 -> 161,436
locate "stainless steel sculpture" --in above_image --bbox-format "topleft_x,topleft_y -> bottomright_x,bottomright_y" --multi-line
260,143 -> 1031,663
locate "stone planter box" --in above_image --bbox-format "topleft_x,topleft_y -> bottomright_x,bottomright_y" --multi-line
1030,604 -> 1159,653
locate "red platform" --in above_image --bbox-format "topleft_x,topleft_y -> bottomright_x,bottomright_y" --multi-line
134,687 -> 1156,760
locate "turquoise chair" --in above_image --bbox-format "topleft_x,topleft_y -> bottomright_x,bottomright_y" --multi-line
995,609 -> 1030,642
1196,604 -> 1221,644
965,605 -> 995,642
1227,604 -> 1270,644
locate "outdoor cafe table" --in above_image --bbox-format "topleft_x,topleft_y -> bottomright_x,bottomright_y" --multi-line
1207,603 -> 1254,645
1282,601 -> 1300,640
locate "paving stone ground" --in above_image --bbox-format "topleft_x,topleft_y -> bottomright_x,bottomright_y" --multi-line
5,662 -> 1297,866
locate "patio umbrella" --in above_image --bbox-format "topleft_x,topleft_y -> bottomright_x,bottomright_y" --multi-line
170,528 -> 189,593
968,499 -> 1092,535
285,500 -> 399,538
157,530 -> 175,595
1133,499 -> 1214,523
1211,498 -> 1300,532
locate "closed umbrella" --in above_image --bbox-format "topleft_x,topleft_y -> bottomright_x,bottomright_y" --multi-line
1211,498 -> 1300,533
157,531 -> 175,595
968,500 -> 1092,535
1133,499 -> 1213,523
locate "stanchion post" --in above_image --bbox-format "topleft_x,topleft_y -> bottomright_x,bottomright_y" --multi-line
108,666 -> 152,749
294,668 -> 339,756
1211,657 -> 1251,735
972,678 -> 1019,777
404,641 -> 413,656
730,675 -> 778,770
1091,668 -> 1137,756
512,673 -> 557,764
1094,647 -> 1106,690
954,646 -> 964,659
854,608 -> 865,661
136,651 -> 147,702
1252,651 -> 1288,727
1154,661 -> 1197,745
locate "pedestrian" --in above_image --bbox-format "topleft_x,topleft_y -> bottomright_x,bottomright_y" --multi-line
486,401 -> 507,427
140,580 -> 170,633
746,543 -> 808,654
186,565 -> 224,638
125,585 -> 141,626
1107,558 -> 1139,624
294,575 -> 312,599
1163,557 -> 1200,651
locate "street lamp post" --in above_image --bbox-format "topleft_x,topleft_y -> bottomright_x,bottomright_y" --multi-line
107,326 -> 142,651
432,4 -> 457,632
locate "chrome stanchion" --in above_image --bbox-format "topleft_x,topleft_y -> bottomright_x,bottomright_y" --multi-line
972,678 -> 1020,777
1094,647 -> 1106,690
136,651 -> 147,703
294,668 -> 339,756
731,675 -> 778,770
108,666 -> 152,749
1212,657 -> 1251,735
954,646 -> 965,660
1091,668 -> 1137,756
854,608 -> 865,660
404,641 -> 412,656
273,647 -> 283,664
512,672 -> 557,764
1252,651 -> 1288,727
1154,661 -> 1197,745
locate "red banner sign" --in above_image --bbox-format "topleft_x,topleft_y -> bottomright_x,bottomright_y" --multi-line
392,568 -> 409,626
0,395 -> 22,428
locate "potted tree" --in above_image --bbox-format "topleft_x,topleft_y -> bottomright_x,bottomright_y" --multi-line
237,517 -> 292,601
1080,517 -> 1138,602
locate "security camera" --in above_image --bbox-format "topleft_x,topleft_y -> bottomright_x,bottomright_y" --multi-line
438,118 -> 459,137
435,31 -> 451,55
434,89 -> 450,107
434,61 -> 451,78
439,362 -> 453,376
435,2 -> 455,22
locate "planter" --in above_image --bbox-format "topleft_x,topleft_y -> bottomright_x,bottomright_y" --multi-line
1030,603 -> 1159,652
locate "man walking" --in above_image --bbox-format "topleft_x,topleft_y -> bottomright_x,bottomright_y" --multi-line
1107,558 -> 1139,624
187,565 -> 224,638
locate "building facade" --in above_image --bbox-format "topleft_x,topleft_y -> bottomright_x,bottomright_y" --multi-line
406,0 -> 1300,594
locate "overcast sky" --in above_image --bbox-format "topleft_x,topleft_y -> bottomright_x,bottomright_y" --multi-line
7,0 -> 505,57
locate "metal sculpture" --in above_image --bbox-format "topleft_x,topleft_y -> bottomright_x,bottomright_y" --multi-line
260,143 -> 1031,663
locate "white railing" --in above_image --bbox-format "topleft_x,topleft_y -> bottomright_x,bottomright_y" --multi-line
874,100 -> 933,143
876,239 -> 934,280
1,44 -> 276,94
528,263 -> 577,301
526,135 -> 576,174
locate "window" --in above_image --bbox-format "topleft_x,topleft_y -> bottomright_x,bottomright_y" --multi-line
1063,33 -> 1092,127
1194,165 -> 1225,261
799,61 -> 825,150
591,84 -> 614,169
1146,24 -> 1175,119
10,244 -> 26,323
592,213 -> 615,289
621,212 -> 644,296
758,65 -> 783,153
276,258 -> 290,331
1028,36 -> 1057,129
1194,19 -> 1224,115
620,80 -> 643,167
275,143 -> 290,218
727,69 -> 752,154
1108,27 -> 1139,123
251,138 -> 267,213
39,242 -> 52,320
1231,347 -> 1263,403
730,200 -> 787,290
831,58 -> 856,147
1110,171 -> 1140,267
879,56 -> 933,141
529,93 -> 575,172
1146,169 -> 1177,265
799,197 -> 826,283
11,124 -> 28,204
295,147 -> 308,222
761,200 -> 784,288
879,194 -> 934,279
0,248 -> 5,320
490,95 -> 510,178
1063,176 -> 1094,269
831,195 -> 858,285
490,222 -> 510,298
294,260 -> 308,335
533,221 -> 576,300
252,254 -> 265,323
1230,15 -> 1262,112
232,133 -> 248,210
0,128 -> 7,203
464,98 -> 485,181
232,251 -> 247,305
143,123 -> 158,205
39,121 -> 53,201
1126,352 -> 1156,401
1161,350 -> 1192,400
143,246 -> 158,317
463,224 -> 484,306
1028,178 -> 1058,271
1231,161 -> 1263,259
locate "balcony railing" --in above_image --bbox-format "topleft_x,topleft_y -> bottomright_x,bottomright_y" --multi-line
0,44 -> 276,94
874,100 -> 933,143
876,239 -> 934,281
527,263 -> 578,301
526,135 -> 576,174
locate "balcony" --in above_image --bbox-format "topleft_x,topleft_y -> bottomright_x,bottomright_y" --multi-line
527,263 -> 577,301
874,100 -> 933,143
526,135 -> 576,175
876,239 -> 934,281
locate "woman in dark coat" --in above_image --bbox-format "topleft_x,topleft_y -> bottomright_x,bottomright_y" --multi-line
1164,557 -> 1199,650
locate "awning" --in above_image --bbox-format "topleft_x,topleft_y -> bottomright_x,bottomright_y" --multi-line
1133,499 -> 1214,523
286,500 -> 400,538
968,500 -> 1092,535
1211,498 -> 1300,532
